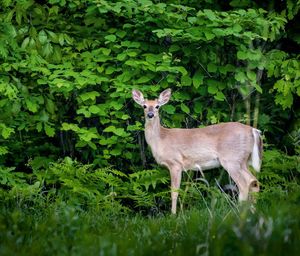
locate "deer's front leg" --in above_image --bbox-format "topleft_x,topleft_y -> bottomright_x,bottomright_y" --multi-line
169,167 -> 182,214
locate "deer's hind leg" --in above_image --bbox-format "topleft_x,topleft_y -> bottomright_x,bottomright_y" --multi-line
219,160 -> 252,202
240,162 -> 260,201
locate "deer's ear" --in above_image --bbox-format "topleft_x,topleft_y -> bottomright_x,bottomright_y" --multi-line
158,88 -> 171,106
132,89 -> 145,106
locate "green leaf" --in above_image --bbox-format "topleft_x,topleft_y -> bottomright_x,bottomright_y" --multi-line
21,37 -> 30,49
204,31 -> 215,40
233,24 -> 243,33
103,126 -> 126,136
208,84 -> 218,94
42,42 -> 53,57
87,141 -> 97,150
180,103 -> 190,114
181,75 -> 192,86
203,9 -> 216,21
116,30 -> 126,38
248,49 -> 262,61
79,91 -> 100,101
105,34 -> 117,42
105,66 -> 116,74
253,83 -> 263,93
38,30 -> 48,45
127,50 -> 138,57
39,110 -> 49,122
77,108 -> 91,118
207,63 -> 217,73
0,146 -> 8,155
117,53 -> 127,61
103,126 -> 116,133
121,114 -> 130,120
247,71 -> 257,81
110,101 -> 123,110
275,92 -> 293,109
44,123 -> 55,137
1,125 -> 14,139
219,64 -> 235,74
163,105 -> 176,114
145,54 -> 162,64
114,128 -> 126,137
136,76 -> 151,84
101,48 -> 111,56
36,122 -> 43,132
235,71 -> 246,83
89,105 -> 100,114
61,123 -> 80,132
194,101 -> 202,114
76,141 -> 87,148
193,70 -> 204,89
173,66 -> 188,76
110,148 -> 122,156
46,98 -> 56,114
25,99 -> 39,113
237,51 -> 247,60
214,91 -> 226,101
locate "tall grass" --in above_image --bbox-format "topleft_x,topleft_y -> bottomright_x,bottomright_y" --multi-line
1,186 -> 299,256
1,151 -> 299,255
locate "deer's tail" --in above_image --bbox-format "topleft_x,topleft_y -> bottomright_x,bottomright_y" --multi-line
251,128 -> 263,172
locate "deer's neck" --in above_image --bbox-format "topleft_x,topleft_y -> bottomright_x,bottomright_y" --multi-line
145,116 -> 162,148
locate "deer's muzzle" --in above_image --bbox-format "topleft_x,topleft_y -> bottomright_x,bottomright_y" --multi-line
147,112 -> 154,118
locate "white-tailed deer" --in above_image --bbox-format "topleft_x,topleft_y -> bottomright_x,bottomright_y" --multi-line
132,88 -> 262,214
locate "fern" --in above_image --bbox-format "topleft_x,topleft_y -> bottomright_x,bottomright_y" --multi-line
129,169 -> 169,191
258,149 -> 300,190
0,166 -> 25,187
264,149 -> 299,171
0,146 -> 8,155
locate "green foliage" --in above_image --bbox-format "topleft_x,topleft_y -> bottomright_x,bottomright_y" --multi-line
0,7 -> 299,254
0,149 -> 299,255
0,166 -> 23,186
8,157 -> 170,212
0,0 -> 299,169
1,147 -> 298,215
0,1 -> 299,254
258,149 -> 300,188
266,51 -> 300,109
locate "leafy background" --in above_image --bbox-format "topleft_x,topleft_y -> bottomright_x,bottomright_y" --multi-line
0,0 -> 299,254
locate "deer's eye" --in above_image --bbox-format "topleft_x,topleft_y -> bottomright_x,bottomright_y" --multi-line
143,105 -> 147,109
155,105 -> 160,109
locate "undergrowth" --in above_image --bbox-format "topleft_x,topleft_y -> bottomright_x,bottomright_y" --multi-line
0,148 -> 299,255
0,189 -> 299,256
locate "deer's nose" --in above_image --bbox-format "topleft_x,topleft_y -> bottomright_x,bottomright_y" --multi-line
147,112 -> 154,118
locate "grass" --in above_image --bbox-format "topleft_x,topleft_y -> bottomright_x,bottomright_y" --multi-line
1,186 -> 299,256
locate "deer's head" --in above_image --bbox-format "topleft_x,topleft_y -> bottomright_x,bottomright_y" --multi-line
132,89 -> 171,120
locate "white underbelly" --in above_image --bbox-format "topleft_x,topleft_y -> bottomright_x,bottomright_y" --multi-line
191,159 -> 220,171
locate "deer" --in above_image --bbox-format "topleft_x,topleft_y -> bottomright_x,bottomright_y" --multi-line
132,88 -> 262,214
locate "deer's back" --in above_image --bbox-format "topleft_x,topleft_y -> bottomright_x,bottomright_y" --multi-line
150,122 -> 254,170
